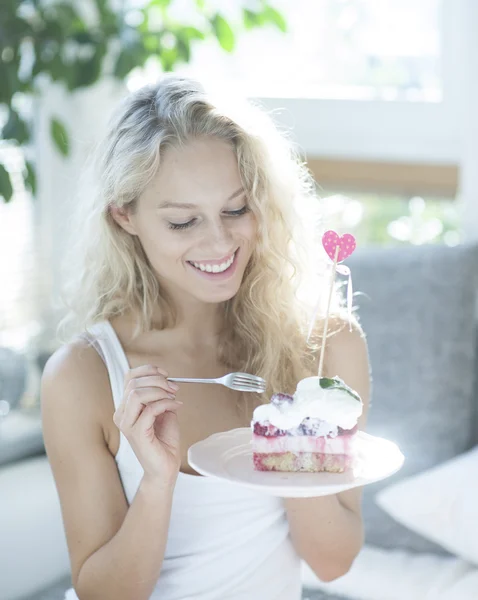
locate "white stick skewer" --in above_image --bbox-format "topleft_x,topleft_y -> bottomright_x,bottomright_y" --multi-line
317,245 -> 340,378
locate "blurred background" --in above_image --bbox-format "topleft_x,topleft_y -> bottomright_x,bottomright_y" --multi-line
2,2 -> 478,600
2,0 -> 476,354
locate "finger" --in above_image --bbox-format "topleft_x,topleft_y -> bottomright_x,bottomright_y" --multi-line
123,364 -> 168,388
113,372 -> 175,427
121,388 -> 178,430
117,366 -> 172,429
152,410 -> 181,450
134,398 -> 183,433
125,374 -> 179,396
113,404 -> 124,428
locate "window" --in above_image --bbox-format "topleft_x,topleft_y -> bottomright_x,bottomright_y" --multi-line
319,190 -> 460,247
176,0 -> 443,102
0,147 -> 40,350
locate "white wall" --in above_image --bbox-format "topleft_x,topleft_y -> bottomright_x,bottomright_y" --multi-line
35,79 -> 126,344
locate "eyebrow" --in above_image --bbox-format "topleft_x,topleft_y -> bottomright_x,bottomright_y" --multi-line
157,187 -> 245,210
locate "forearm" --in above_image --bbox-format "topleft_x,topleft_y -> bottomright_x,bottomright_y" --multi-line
76,476 -> 175,600
284,492 -> 363,581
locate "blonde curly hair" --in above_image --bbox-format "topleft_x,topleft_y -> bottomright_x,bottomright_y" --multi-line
59,74 -> 347,405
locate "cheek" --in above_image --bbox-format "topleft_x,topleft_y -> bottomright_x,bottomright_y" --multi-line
235,215 -> 257,242
137,224 -> 189,266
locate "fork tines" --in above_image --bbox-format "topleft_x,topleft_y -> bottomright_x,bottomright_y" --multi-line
233,373 -> 266,391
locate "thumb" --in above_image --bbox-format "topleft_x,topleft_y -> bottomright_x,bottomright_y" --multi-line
154,409 -> 181,449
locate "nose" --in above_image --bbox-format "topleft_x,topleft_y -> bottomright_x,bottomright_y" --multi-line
204,218 -> 235,256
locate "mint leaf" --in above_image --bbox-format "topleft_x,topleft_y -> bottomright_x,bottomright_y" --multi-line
319,376 -> 361,402
318,377 -> 337,389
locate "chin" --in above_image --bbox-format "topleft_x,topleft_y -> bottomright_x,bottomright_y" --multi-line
194,285 -> 241,304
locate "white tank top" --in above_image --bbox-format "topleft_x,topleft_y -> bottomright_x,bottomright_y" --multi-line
64,320 -> 302,600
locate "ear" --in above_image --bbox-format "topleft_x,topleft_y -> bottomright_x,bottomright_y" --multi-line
109,203 -> 138,236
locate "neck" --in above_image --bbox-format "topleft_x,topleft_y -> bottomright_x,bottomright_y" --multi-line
151,293 -> 226,349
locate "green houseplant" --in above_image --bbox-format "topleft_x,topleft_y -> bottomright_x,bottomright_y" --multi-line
0,0 -> 286,202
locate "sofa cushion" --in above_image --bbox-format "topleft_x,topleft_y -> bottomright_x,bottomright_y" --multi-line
0,409 -> 45,466
376,445 -> 478,565
0,347 -> 26,411
348,243 -> 478,554
0,456 -> 70,600
21,575 -> 71,600
302,543 -> 478,600
303,590 -> 347,600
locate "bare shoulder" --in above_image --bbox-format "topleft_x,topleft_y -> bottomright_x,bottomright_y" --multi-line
42,336 -> 108,392
326,315 -> 368,356
322,315 -> 371,423
41,337 -> 113,441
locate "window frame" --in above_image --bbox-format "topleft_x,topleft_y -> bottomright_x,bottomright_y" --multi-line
252,0 -> 463,166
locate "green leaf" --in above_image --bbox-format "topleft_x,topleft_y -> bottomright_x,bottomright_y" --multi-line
52,3 -> 81,29
262,5 -> 287,32
0,60 -> 19,106
0,164 -> 14,203
24,161 -> 37,196
319,376 -> 361,402
143,33 -> 161,53
2,109 -> 30,145
92,0 -> 119,30
243,9 -> 264,30
72,31 -> 96,44
50,118 -> 69,157
93,0 -> 109,16
147,0 -> 171,8
176,34 -> 191,62
159,46 -> 178,71
319,377 -> 339,389
181,26 -> 205,41
211,14 -> 235,52
68,45 -> 105,89
114,40 -> 146,78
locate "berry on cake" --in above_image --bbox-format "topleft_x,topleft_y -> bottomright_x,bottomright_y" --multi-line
251,376 -> 363,473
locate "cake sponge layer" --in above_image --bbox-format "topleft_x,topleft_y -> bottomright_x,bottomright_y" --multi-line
252,451 -> 353,473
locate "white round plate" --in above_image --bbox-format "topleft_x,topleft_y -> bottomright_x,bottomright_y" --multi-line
188,428 -> 404,497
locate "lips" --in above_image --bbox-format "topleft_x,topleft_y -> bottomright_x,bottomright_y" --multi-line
187,249 -> 237,267
186,248 -> 240,280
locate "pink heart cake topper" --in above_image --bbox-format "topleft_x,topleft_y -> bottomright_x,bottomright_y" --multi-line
322,230 -> 356,263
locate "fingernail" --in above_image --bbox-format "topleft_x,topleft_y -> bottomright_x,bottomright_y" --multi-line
167,393 -> 176,400
175,400 -> 184,405
168,382 -> 179,392
157,367 -> 168,376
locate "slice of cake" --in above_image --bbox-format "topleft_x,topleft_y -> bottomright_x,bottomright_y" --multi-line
251,376 -> 363,473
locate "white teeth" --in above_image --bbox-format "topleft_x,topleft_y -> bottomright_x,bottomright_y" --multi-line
191,252 -> 235,273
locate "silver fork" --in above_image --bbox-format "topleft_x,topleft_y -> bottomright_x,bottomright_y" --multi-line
167,372 -> 266,393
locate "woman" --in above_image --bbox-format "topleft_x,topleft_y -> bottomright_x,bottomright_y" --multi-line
41,75 -> 370,600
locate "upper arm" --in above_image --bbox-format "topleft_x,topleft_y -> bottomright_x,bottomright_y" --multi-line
323,317 -> 371,430
322,318 -> 372,514
41,340 -> 129,587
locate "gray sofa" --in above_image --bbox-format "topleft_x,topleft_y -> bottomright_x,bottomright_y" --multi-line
1,243 -> 477,600
306,242 -> 478,599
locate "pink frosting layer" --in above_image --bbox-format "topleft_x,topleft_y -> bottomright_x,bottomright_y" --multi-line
251,433 -> 356,455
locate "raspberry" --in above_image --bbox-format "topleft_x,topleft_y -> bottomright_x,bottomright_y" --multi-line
253,422 -> 268,436
253,422 -> 287,437
271,393 -> 294,407
299,417 -> 322,436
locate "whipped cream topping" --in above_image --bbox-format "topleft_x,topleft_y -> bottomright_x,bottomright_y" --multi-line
252,376 -> 363,431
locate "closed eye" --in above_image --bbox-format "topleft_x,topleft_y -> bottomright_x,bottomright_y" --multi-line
225,205 -> 250,217
168,205 -> 250,231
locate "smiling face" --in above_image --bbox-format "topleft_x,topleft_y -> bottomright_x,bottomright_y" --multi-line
112,137 -> 258,306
